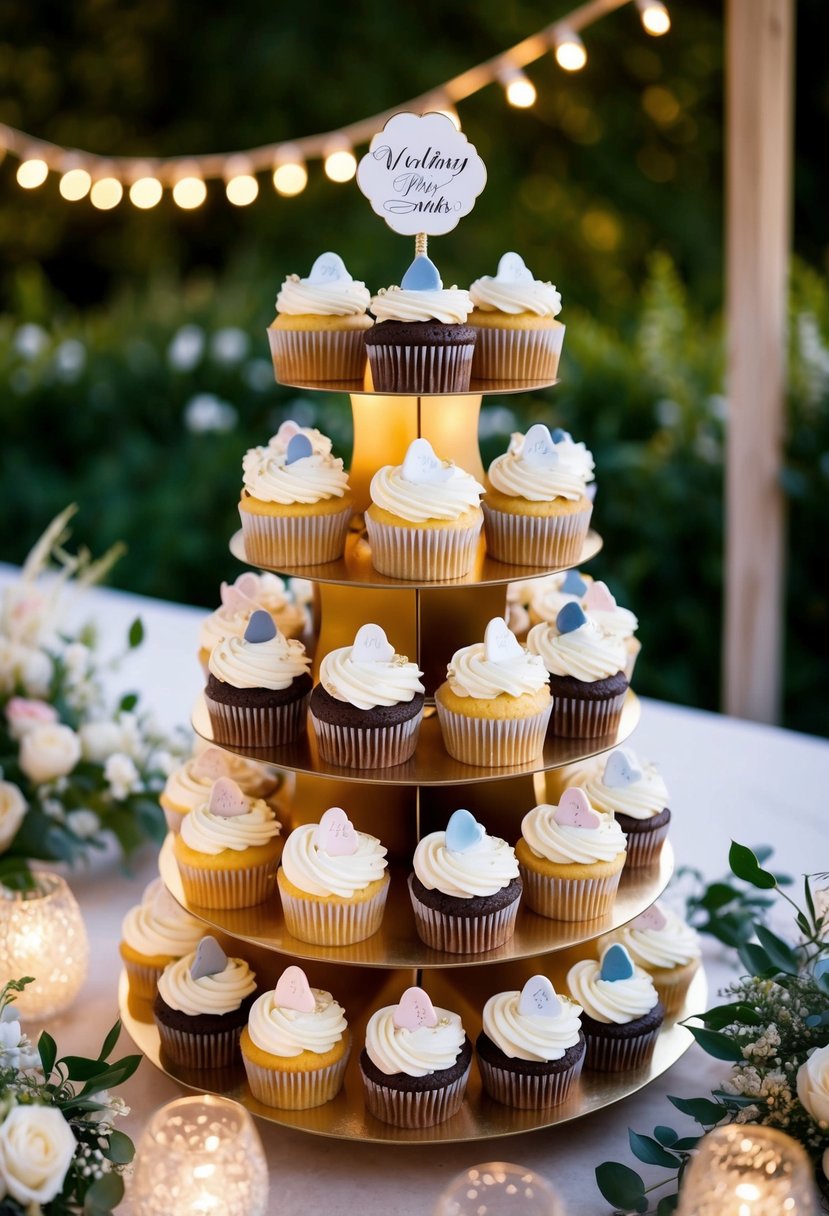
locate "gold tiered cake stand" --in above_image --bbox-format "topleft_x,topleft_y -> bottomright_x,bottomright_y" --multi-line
121,377 -> 704,1143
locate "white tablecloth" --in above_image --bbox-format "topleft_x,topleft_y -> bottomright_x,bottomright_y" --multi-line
3,568 -> 828,1215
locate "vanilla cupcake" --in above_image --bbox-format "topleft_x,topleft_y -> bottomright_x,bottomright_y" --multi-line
119,878 -> 205,1000
468,252 -> 565,380
408,809 -> 522,954
241,965 -> 350,1109
365,438 -> 485,581
516,788 -> 627,921
527,569 -> 594,626
242,419 -> 333,474
527,603 -> 628,737
160,747 -> 281,835
268,253 -> 373,383
567,943 -> 664,1071
197,571 -> 307,674
483,425 -> 594,568
435,617 -> 552,767
309,624 -> 425,769
603,904 -> 701,1016
277,806 -> 390,946
578,749 -> 670,868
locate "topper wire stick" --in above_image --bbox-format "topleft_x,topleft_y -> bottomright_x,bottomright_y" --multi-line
415,233 -> 428,256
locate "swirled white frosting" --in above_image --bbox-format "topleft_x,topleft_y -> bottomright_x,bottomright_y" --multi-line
200,575 -> 306,651
412,828 -> 518,898
177,750 -> 278,804
242,430 -> 334,483
520,802 -> 626,865
580,754 -> 669,821
587,603 -> 638,641
608,907 -> 701,970
208,630 -> 310,691
179,797 -> 281,856
369,462 -> 484,523
318,645 -> 424,711
364,1004 -> 466,1077
281,823 -> 388,898
526,618 -> 626,682
247,986 -> 348,1057
242,450 -> 350,506
470,259 -> 562,317
566,957 -> 659,1024
121,882 -> 204,958
276,264 -> 370,317
488,430 -> 594,502
482,989 -> 582,1061
370,286 -> 473,324
445,640 -> 549,700
157,951 -> 257,1016
528,572 -> 593,623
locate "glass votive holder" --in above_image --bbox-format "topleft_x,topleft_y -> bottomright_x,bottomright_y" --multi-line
129,1094 -> 269,1216
677,1123 -> 819,1216
434,1162 -> 566,1215
0,871 -> 89,1019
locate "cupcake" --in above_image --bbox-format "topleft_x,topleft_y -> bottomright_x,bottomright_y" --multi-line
238,428 -> 353,568
309,623 -> 425,769
267,252 -> 373,383
468,252 -> 565,381
516,787 -> 627,921
408,809 -> 522,954
476,974 -> 585,1108
578,748 -> 670,868
160,746 -> 281,835
277,806 -> 390,946
205,610 -> 312,749
360,986 -> 472,1127
527,602 -> 628,738
483,424 -> 594,568
603,903 -> 701,1017
119,878 -> 205,1000
434,617 -> 552,767
527,569 -> 594,626
365,438 -> 485,581
173,777 -> 283,910
243,418 -> 333,470
529,574 -> 640,680
365,254 -> 476,393
241,964 -> 350,1109
567,943 -> 664,1071
197,571 -> 307,675
153,935 -> 257,1070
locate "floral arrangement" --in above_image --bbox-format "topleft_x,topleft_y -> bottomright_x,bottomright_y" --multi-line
0,977 -> 139,1214
596,843 -> 829,1213
0,506 -> 183,885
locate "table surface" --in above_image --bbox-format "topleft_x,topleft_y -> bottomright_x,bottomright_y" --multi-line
3,566 -> 827,1215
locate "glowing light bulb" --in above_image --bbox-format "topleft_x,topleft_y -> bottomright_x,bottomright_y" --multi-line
225,173 -> 259,206
129,177 -> 163,209
432,106 -> 461,130
17,159 -> 49,189
173,175 -> 207,209
59,168 -> 91,201
554,29 -> 588,71
500,69 -> 537,109
273,160 -> 307,195
638,0 -> 671,35
324,140 -> 357,183
90,176 -> 123,209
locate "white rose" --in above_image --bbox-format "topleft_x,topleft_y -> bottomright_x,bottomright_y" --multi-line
66,809 -> 100,839
0,781 -> 27,852
6,697 -> 59,741
104,752 -> 140,800
79,720 -> 124,763
61,642 -> 90,680
0,1103 -> 77,1205
19,724 -> 81,785
20,648 -> 53,698
0,639 -> 25,695
797,1044 -> 829,1126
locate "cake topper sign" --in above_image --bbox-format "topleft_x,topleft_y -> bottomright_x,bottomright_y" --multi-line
357,112 -> 487,237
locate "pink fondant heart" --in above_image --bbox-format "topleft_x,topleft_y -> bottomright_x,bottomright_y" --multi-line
275,420 -> 301,446
314,807 -> 358,856
275,965 -> 315,1013
208,777 -> 249,818
633,904 -> 668,931
394,986 -> 438,1031
585,581 -> 617,613
150,881 -> 185,921
219,581 -> 259,615
234,572 -> 260,599
517,975 -> 562,1018
192,747 -> 231,782
554,788 -> 601,829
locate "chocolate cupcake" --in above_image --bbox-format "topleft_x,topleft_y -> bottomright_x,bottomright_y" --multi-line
567,943 -> 664,1071
579,748 -> 671,868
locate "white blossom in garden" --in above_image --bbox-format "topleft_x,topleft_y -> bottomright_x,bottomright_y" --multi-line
184,392 -> 237,434
20,647 -> 53,698
167,324 -> 205,371
79,720 -> 124,763
18,724 -> 81,785
210,327 -> 249,365
66,809 -> 100,839
13,323 -> 49,360
0,1103 -> 77,1205
0,782 -> 27,852
54,339 -> 86,379
104,753 -> 140,800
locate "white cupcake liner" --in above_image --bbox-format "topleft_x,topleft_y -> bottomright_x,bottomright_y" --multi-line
122,957 -> 164,1001
478,1050 -> 584,1109
625,638 -> 642,682
517,865 -> 622,921
366,342 -> 475,394
361,1063 -> 471,1127
176,855 -> 279,910
651,965 -> 699,1018
471,322 -> 565,382
311,710 -> 423,769
435,701 -> 552,767
408,875 -> 520,954
622,820 -> 670,868
162,806 -> 186,835
156,1021 -> 242,1070
243,1044 -> 350,1109
365,514 -> 482,581
549,688 -> 628,738
204,691 -> 310,749
278,874 -> 390,946
239,503 -> 352,567
583,1023 -> 661,1072
482,501 -> 592,568
268,325 -> 368,383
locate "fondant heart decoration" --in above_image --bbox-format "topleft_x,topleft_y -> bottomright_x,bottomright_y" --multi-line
219,582 -> 259,615
208,777 -> 250,818
554,787 -> 601,830
286,433 -> 314,465
600,943 -> 636,982
244,609 -> 277,644
484,616 -> 524,663
306,252 -> 350,283
521,424 -> 559,470
234,572 -> 260,599
603,749 -> 643,789
351,623 -> 395,664
275,965 -> 316,1013
814,958 -> 829,982
556,602 -> 588,634
517,975 -> 562,1018
496,251 -> 534,283
585,581 -> 617,614
151,882 -> 186,921
401,254 -> 443,291
192,747 -> 231,782
445,808 -> 485,854
551,427 -> 571,444
400,437 -> 453,485
274,419 -> 301,446
633,904 -> 668,932
191,936 -> 228,980
394,986 -> 438,1031
560,569 -> 588,597
314,807 -> 358,856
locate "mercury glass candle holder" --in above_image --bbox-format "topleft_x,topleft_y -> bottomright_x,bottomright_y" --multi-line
676,1124 -> 819,1216
0,871 -> 89,1019
129,1094 -> 269,1216
433,1162 -> 566,1215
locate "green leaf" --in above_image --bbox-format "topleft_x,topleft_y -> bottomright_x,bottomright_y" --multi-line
119,692 -> 138,712
796,912 -> 812,937
60,1055 -> 111,1082
672,1136 -> 701,1151
685,1025 -> 745,1061
84,1170 -> 124,1215
804,877 -> 816,922
38,1030 -> 57,1078
738,942 -> 775,977
79,1053 -> 142,1095
595,1162 -> 646,1210
654,1125 -> 679,1147
729,842 -> 777,889
698,882 -> 741,912
128,617 -> 144,649
698,1002 -> 763,1030
98,1019 -> 122,1061
104,1129 -> 134,1165
754,924 -> 800,974
629,1130 -> 680,1168
657,1195 -> 679,1215
669,1095 -> 728,1125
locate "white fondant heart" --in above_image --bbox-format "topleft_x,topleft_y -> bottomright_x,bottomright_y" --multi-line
521,424 -> 559,470
314,807 -> 358,856
192,748 -> 232,782
306,252 -> 350,284
585,581 -> 617,613
484,617 -> 524,664
400,438 -> 453,485
517,975 -> 562,1018
275,965 -> 316,1013
394,986 -> 438,1030
351,623 -> 395,664
603,749 -> 643,789
191,936 -> 227,980
496,252 -> 534,283
554,788 -> 601,829
633,904 -> 668,931
208,777 -> 250,818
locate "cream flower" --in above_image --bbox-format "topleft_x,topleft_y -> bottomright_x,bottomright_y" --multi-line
0,781 -> 28,852
19,648 -> 53,698
0,1103 -> 77,1205
104,753 -> 140,800
79,720 -> 124,764
18,723 -> 81,785
6,697 -> 59,741
797,1044 -> 829,1126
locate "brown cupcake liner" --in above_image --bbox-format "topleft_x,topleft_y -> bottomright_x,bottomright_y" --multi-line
278,876 -> 390,946
622,820 -> 670,868
204,691 -> 310,750
268,326 -> 368,383
482,501 -> 592,568
407,876 -> 520,954
361,1063 -> 471,1127
155,1020 -> 242,1070
312,710 -> 422,769
176,855 -> 279,910
583,1024 -> 661,1072
549,689 -> 628,738
366,342 -> 475,394
239,503 -> 352,567
435,701 -> 552,767
518,865 -> 622,922
478,1051 -> 584,1109
364,515 -> 482,581
243,1045 -> 350,1109
123,957 -> 165,1002
471,322 -> 565,382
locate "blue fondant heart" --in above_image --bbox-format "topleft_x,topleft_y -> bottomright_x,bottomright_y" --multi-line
560,569 -> 588,596
813,958 -> 829,981
600,943 -> 635,982
551,428 -> 570,444
244,609 -> 277,644
401,254 -> 442,292
556,602 -> 588,634
445,808 -> 485,854
286,433 -> 313,464
603,749 -> 643,789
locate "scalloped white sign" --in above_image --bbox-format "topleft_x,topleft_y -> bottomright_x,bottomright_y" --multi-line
357,112 -> 487,236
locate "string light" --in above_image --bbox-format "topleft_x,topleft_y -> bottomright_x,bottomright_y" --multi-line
431,105 -> 461,130
637,0 -> 671,35
272,144 -> 308,196
554,27 -> 588,71
172,169 -> 207,210
129,176 -> 163,209
224,156 -> 259,206
16,158 -> 48,189
324,138 -> 357,183
499,68 -> 537,109
58,168 -> 91,201
89,176 -> 123,209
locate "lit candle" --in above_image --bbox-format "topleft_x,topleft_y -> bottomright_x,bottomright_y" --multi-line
677,1124 -> 819,1215
0,872 -> 89,1019
433,1162 -> 566,1215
